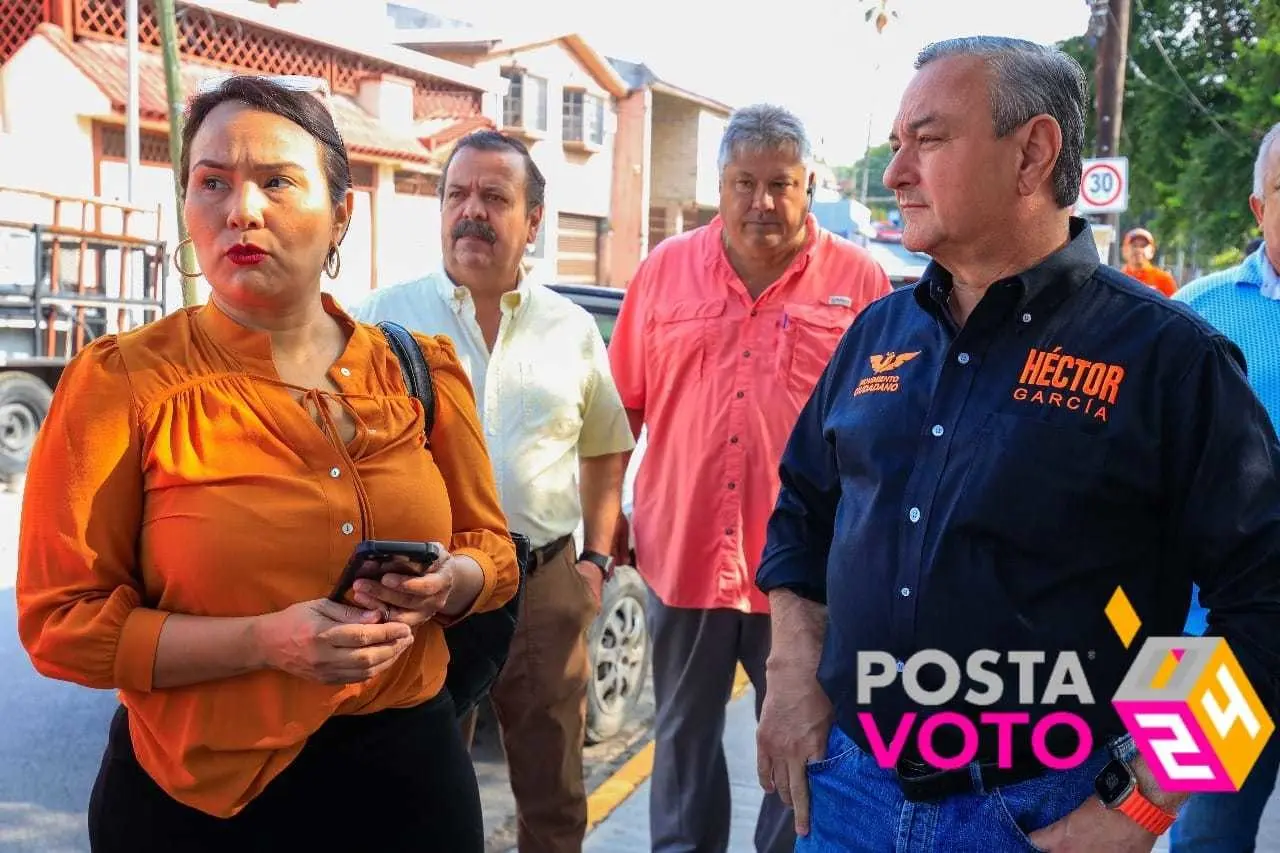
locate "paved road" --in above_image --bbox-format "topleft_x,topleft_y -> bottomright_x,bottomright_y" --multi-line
586,688 -> 766,852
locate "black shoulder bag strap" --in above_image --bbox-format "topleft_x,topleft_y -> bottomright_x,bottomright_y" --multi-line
377,320 -> 436,446
375,320 -> 530,718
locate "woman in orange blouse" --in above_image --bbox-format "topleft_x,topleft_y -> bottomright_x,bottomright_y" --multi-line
16,76 -> 518,852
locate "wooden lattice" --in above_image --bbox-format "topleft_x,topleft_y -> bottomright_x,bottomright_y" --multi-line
336,52 -> 481,121
332,53 -> 375,96
415,86 -> 482,121
99,125 -> 172,164
72,0 -> 481,118
75,0 -> 328,77
0,0 -> 49,65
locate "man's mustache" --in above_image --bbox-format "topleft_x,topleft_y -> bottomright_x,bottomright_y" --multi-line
453,219 -> 497,244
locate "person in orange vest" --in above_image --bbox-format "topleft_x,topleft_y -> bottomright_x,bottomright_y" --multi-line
1121,227 -> 1179,296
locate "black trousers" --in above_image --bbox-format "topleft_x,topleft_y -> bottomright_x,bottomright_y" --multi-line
88,690 -> 483,853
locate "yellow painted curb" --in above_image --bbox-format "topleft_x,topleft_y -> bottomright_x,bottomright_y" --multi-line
585,664 -> 752,831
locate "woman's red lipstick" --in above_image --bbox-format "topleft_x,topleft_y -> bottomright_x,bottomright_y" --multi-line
226,244 -> 266,265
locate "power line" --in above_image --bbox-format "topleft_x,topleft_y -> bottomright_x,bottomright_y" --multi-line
1127,58 -> 1251,139
1126,0 -> 1253,152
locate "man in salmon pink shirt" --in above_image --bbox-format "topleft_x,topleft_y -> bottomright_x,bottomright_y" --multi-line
608,103 -> 891,853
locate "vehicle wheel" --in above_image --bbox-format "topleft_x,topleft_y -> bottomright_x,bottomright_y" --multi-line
585,564 -> 649,744
0,372 -> 52,477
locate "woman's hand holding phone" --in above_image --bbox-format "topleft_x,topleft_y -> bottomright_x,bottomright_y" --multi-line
351,541 -> 455,627
254,598 -> 415,684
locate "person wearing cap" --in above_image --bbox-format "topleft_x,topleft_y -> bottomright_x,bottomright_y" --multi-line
1122,227 -> 1179,296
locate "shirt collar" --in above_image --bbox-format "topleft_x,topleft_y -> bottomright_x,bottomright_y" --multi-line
194,291 -> 367,372
434,265 -> 533,318
914,216 -> 1099,323
1243,244 -> 1280,300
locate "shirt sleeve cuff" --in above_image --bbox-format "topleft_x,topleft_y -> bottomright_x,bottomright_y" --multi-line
113,607 -> 169,693
578,433 -> 637,458
435,546 -> 499,627
756,559 -> 828,605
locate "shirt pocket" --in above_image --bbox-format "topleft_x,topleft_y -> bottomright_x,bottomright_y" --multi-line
956,413 -> 1111,558
776,302 -> 855,398
650,297 -> 726,384
520,360 -> 584,440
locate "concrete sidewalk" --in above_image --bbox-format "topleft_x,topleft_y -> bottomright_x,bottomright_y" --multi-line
580,688 -> 1253,853
585,688 -> 765,852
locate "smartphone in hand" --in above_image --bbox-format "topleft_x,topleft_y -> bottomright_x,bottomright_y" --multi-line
328,540 -> 442,603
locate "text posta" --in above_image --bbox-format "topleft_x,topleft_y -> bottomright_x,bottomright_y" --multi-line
855,650 -> 1097,770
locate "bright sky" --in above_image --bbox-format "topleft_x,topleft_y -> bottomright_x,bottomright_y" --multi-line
418,0 -> 1093,165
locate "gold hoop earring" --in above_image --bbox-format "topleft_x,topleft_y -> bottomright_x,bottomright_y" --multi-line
325,244 -> 342,280
172,237 -> 202,278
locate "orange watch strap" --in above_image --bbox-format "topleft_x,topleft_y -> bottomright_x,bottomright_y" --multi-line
1116,788 -> 1177,835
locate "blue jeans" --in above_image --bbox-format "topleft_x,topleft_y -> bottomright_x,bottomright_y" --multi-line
796,724 -> 1114,852
1169,733 -> 1280,852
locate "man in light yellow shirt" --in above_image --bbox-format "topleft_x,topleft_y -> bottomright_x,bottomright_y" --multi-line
351,131 -> 634,853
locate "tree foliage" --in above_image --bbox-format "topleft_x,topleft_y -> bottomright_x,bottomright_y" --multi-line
837,143 -> 894,201
1062,0 -> 1280,268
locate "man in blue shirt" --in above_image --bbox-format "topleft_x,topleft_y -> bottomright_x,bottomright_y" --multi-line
1169,121 -> 1280,853
754,37 -> 1280,852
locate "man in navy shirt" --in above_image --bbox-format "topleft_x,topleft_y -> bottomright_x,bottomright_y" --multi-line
755,36 -> 1280,852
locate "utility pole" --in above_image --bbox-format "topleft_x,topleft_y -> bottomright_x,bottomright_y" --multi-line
125,0 -> 139,203
859,113 -> 874,203
1093,0 -> 1131,264
858,0 -> 896,204
155,0 -> 200,307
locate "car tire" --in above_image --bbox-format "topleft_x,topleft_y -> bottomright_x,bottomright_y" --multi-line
585,564 -> 649,744
0,371 -> 52,477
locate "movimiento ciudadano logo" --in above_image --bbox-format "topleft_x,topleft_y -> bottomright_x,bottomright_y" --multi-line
853,586 -> 1273,792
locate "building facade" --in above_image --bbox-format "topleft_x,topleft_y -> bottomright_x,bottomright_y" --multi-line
607,58 -> 732,287
394,17 -> 628,285
0,0 -> 504,312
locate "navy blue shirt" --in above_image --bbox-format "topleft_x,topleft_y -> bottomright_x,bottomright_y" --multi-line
757,218 -> 1280,761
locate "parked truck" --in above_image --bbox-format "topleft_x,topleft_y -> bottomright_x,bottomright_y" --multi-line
0,186 -> 170,478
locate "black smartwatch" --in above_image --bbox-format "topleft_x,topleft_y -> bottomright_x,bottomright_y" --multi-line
578,549 -> 615,582
1093,758 -> 1177,835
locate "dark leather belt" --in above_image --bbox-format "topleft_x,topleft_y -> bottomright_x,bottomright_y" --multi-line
894,754 -> 1047,802
528,534 -> 572,573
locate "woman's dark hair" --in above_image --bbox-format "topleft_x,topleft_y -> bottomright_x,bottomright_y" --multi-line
179,76 -> 351,206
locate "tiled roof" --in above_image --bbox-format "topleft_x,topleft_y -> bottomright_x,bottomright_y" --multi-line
34,24 -> 489,165
422,116 -> 492,152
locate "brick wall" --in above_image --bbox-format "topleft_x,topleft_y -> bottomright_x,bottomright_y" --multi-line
608,88 -> 649,287
650,94 -> 699,205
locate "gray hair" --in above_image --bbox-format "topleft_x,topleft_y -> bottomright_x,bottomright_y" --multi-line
1253,122 -> 1280,198
717,104 -> 812,175
916,36 -> 1087,208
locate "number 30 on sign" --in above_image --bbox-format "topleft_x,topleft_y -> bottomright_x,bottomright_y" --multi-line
1076,157 -> 1129,215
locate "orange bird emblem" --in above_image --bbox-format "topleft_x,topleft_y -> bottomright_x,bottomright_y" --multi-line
869,351 -> 921,374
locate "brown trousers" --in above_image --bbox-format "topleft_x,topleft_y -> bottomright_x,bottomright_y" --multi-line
460,541 -> 598,853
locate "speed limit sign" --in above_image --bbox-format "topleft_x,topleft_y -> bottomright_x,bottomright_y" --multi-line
1076,157 -> 1129,214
